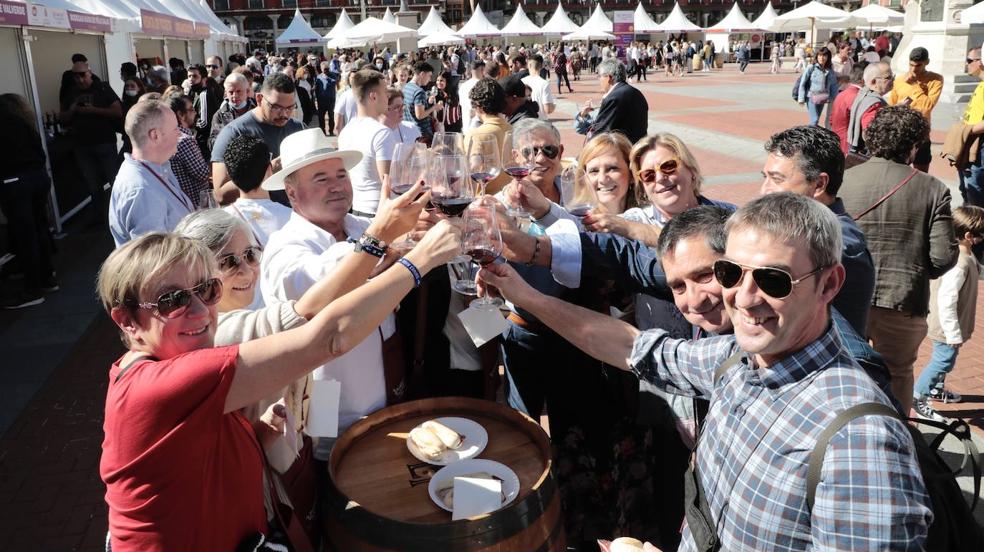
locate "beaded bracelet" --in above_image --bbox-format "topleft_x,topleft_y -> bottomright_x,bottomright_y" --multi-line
398,257 -> 422,287
525,236 -> 541,267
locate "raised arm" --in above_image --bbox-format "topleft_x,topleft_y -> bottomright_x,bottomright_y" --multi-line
226,219 -> 460,412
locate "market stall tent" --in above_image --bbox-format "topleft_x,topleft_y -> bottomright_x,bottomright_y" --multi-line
339,17 -> 417,45
582,4 -> 614,33
500,4 -> 542,37
540,3 -> 580,36
562,27 -> 616,42
751,2 -> 778,32
276,8 -> 326,46
633,3 -> 660,34
849,4 -> 905,27
325,8 -> 355,40
769,1 -> 860,34
965,2 -> 984,24
706,3 -> 758,33
382,7 -> 396,25
418,32 -> 465,48
654,2 -> 702,33
457,5 -> 500,38
417,6 -> 458,37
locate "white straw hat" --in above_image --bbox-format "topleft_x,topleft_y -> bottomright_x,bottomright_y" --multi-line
262,128 -> 362,191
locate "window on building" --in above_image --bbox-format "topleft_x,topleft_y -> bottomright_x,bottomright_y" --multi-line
282,0 -> 298,7
212,0 -> 229,10
248,0 -> 264,9
314,0 -> 330,6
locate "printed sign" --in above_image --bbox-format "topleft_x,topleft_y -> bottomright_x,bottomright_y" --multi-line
614,11 -> 634,60
67,10 -> 112,32
141,8 -> 207,39
0,0 -> 28,26
28,3 -> 69,29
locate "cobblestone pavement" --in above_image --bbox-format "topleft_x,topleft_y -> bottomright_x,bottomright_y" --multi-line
1,61 -> 981,549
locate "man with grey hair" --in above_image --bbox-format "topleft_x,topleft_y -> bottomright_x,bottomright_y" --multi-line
846,62 -> 892,156
108,100 -> 192,247
591,59 -> 648,142
208,72 -> 255,150
479,192 -> 931,550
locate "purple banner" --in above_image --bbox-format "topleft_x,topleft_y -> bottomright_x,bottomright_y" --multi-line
0,0 -> 28,26
141,8 -> 205,39
613,11 -> 634,61
67,10 -> 111,32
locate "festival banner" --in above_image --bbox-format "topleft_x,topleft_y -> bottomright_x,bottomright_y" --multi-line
0,0 -> 28,26
27,3 -> 69,29
193,22 -> 210,39
613,11 -> 634,60
67,10 -> 112,33
140,9 -> 174,36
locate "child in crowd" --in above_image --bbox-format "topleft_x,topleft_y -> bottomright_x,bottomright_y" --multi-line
914,205 -> 984,421
221,134 -> 292,247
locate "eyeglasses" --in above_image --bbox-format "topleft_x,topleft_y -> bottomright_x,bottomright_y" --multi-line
217,246 -> 262,273
129,278 -> 222,318
713,260 -> 826,299
968,58 -> 982,64
636,158 -> 680,183
388,103 -> 405,111
520,145 -> 560,160
263,99 -> 297,114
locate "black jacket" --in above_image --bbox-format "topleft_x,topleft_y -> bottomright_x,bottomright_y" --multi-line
591,81 -> 648,143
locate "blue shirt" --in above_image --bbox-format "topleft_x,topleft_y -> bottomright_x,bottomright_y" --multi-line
829,198 -> 875,334
630,326 -> 931,550
108,154 -> 194,247
402,81 -> 431,138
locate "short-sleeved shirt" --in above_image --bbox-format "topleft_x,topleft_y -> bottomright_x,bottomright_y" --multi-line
101,345 -> 268,549
62,81 -> 121,145
963,80 -> 984,125
210,110 -> 305,163
521,74 -> 555,120
333,88 -> 358,125
403,81 -> 432,138
338,116 -> 397,214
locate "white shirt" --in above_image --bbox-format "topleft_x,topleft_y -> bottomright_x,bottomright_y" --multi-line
109,154 -> 194,248
261,212 -> 393,443
223,197 -> 292,246
387,121 -> 422,147
521,74 -> 555,120
338,116 -> 397,215
459,77 -> 480,127
334,88 -> 358,125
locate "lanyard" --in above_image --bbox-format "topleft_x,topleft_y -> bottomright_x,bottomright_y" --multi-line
139,160 -> 194,213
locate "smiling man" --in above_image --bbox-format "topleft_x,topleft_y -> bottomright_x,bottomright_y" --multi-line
479,193 -> 931,551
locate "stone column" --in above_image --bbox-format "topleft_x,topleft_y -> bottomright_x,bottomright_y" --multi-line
395,0 -> 418,54
269,14 -> 280,53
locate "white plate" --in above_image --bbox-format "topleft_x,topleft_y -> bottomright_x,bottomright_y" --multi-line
427,459 -> 521,514
406,417 -> 488,466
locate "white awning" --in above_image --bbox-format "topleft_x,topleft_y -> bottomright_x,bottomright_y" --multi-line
340,16 -> 417,44
541,3 -> 580,35
634,3 -> 660,33
417,6 -> 458,37
276,8 -> 326,44
849,4 -> 905,27
580,4 -> 613,34
324,8 -> 355,40
706,3 -> 759,33
382,7 -> 396,24
457,4 -> 500,38
500,4 -> 542,36
654,2 -> 702,33
418,32 -> 465,48
770,1 -> 860,32
751,1 -> 778,32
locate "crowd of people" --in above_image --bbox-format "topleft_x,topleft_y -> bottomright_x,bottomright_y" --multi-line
2,31 -> 984,551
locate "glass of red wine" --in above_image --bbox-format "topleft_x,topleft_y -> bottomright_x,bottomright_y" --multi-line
502,133 -> 534,221
461,198 -> 504,309
430,154 -> 474,217
560,165 -> 595,224
467,134 -> 501,196
388,144 -> 432,249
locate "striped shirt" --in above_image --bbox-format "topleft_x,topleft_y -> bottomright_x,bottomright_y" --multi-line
629,325 -> 932,551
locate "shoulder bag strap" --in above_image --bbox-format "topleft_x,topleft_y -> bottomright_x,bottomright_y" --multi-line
853,168 -> 919,221
114,353 -> 155,383
806,402 -> 900,510
713,350 -> 745,385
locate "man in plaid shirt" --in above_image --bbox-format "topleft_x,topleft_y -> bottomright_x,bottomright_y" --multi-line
167,95 -> 211,206
480,193 -> 932,550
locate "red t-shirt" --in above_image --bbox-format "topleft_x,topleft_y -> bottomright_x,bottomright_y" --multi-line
831,85 -> 861,154
100,345 -> 268,550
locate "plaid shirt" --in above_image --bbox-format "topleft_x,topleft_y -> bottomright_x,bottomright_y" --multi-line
172,127 -> 210,205
630,325 -> 932,551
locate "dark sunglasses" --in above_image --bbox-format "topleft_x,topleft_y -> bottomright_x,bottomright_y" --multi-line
969,58 -> 982,64
520,145 -> 560,160
636,158 -> 680,183
131,278 -> 222,318
218,246 -> 262,273
713,260 -> 825,299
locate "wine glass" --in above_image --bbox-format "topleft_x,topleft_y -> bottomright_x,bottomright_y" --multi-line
466,134 -> 501,196
430,154 -> 474,217
501,135 -> 534,221
560,165 -> 595,221
431,132 -> 465,157
462,197 -> 504,309
388,145 -> 432,249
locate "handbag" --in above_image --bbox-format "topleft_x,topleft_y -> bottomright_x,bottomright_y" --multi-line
810,91 -> 829,104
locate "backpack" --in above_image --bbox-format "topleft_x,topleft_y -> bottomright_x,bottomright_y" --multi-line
807,403 -> 984,551
791,65 -> 815,101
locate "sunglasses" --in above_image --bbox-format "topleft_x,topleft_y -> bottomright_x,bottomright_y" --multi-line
713,260 -> 826,299
520,145 -> 560,160
968,58 -> 982,64
636,158 -> 680,183
130,278 -> 222,318
218,246 -> 262,273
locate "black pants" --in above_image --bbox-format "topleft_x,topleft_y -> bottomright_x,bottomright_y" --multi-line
0,169 -> 54,295
556,70 -> 572,93
317,99 -> 335,135
636,62 -> 647,81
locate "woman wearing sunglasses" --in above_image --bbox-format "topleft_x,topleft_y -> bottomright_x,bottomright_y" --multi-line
97,182 -> 461,550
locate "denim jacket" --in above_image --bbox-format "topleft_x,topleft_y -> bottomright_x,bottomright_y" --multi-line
798,63 -> 839,103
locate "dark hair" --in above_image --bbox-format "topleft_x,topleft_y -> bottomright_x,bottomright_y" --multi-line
508,53 -> 526,66
121,62 -> 137,77
470,60 -> 486,70
260,72 -> 296,95
815,46 -> 833,70
764,125 -> 845,196
351,69 -> 386,104
412,61 -> 433,75
953,205 -> 984,238
223,134 -> 271,193
166,94 -> 192,115
469,78 -> 506,115
188,63 -> 207,77
655,205 -> 732,260
438,71 -> 459,104
168,57 -> 184,69
863,105 -> 930,164
498,75 -> 526,98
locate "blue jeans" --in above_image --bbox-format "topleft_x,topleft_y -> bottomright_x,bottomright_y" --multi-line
959,150 -> 984,208
807,99 -> 828,126
914,341 -> 959,397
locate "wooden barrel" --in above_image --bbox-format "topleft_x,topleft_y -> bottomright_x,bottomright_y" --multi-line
323,397 -> 565,552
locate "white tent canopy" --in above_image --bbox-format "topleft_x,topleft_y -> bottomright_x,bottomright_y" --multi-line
706,3 -> 759,33
634,3 -> 660,33
382,7 -> 396,24
541,3 -> 580,35
850,4 -> 905,26
770,1 -> 859,32
417,6 -> 459,37
340,16 -> 417,44
500,4 -> 542,36
965,2 -> 984,25
655,2 -> 702,33
276,8 -> 326,45
751,1 -> 778,31
324,8 -> 355,40
418,32 -> 465,48
582,4 -> 614,33
562,28 -> 616,42
457,5 -> 500,38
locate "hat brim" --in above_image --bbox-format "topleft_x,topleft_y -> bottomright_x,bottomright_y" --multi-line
262,149 -> 363,191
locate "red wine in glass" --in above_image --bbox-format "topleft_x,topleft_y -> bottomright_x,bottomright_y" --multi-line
471,171 -> 496,185
467,246 -> 499,266
503,166 -> 531,179
432,196 -> 472,217
568,204 -> 593,219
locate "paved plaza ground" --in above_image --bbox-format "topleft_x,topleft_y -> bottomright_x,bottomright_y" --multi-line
0,61 -> 982,549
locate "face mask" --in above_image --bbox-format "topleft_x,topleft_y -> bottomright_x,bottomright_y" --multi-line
376,63 -> 384,70
232,99 -> 248,110
125,89 -> 138,97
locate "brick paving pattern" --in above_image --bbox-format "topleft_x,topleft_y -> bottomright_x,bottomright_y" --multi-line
1,60 -> 981,549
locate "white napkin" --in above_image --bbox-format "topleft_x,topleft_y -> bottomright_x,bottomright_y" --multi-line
457,305 -> 509,348
451,476 -> 503,521
305,379 -> 340,438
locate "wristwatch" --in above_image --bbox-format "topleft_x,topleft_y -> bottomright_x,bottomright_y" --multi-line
354,232 -> 388,258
